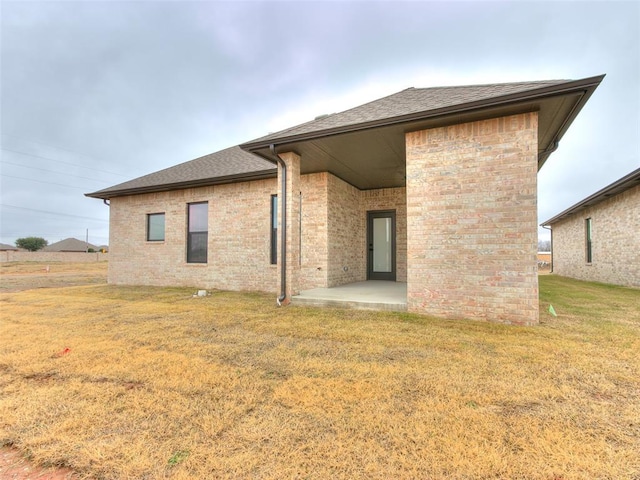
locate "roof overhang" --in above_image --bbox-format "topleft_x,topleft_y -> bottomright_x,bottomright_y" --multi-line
85,169 -> 276,200
242,75 -> 604,190
541,167 -> 640,226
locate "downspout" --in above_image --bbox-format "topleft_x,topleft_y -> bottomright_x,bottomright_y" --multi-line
103,199 -> 110,206
538,140 -> 560,166
542,225 -> 553,273
270,144 -> 287,305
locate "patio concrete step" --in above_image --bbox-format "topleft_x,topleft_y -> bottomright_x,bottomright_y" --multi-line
291,281 -> 408,312
292,296 -> 407,312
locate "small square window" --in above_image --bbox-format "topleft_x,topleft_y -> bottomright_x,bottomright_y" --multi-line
147,213 -> 165,241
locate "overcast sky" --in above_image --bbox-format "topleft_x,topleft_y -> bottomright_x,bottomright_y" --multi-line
1,0 -> 638,248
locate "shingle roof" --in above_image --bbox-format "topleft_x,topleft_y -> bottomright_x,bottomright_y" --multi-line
86,146 -> 276,199
243,80 -> 571,146
88,76 -> 603,198
542,167 -> 640,226
0,243 -> 19,251
44,237 -> 99,252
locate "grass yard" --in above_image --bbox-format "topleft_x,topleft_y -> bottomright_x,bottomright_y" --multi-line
0,267 -> 639,479
0,261 -> 107,292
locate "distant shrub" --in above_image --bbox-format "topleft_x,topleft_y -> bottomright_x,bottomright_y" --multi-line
15,237 -> 48,252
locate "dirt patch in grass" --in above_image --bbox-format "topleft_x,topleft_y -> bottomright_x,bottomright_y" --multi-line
0,446 -> 78,479
0,262 -> 107,292
0,270 -> 639,479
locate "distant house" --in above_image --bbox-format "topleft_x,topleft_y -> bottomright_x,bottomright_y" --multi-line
541,168 -> 640,287
0,243 -> 20,251
44,238 -> 100,253
87,75 -> 604,325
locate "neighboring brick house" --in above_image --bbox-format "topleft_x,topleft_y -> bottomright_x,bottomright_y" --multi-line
541,168 -> 639,287
87,75 -> 604,325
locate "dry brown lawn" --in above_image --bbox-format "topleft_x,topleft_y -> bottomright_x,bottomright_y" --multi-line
0,263 -> 639,479
0,261 -> 107,292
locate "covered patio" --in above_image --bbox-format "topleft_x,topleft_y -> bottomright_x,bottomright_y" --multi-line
240,76 -> 604,325
292,281 -> 407,312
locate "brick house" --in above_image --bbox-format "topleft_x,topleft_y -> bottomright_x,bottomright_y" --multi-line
44,237 -> 100,253
87,75 -> 604,325
541,167 -> 639,287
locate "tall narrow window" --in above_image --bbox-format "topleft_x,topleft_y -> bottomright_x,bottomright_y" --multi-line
270,195 -> 278,265
585,218 -> 593,263
147,213 -> 165,241
187,202 -> 208,263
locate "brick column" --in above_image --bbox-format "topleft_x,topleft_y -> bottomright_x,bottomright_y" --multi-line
277,151 -> 301,301
406,112 -> 539,325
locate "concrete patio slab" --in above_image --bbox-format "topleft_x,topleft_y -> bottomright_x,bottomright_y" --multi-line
292,281 -> 407,312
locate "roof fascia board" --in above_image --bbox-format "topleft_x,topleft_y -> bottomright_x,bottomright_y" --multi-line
85,168 -> 277,199
537,76 -> 604,168
241,75 -> 605,151
541,167 -> 640,226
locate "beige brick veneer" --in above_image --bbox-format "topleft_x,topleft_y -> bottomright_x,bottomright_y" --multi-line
324,174 -> 407,286
406,113 -> 539,325
551,184 -> 639,287
108,180 -> 279,291
107,171 -> 406,294
277,151 -> 301,299
298,173 -> 406,289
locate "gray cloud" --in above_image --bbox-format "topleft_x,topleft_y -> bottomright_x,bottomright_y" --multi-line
1,0 -> 638,247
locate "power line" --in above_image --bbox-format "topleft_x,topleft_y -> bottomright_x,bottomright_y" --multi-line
0,203 -> 108,222
0,146 -> 130,178
1,160 -> 108,184
1,133 -> 131,177
0,173 -> 95,191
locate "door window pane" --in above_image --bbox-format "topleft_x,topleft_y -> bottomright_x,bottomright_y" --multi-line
373,217 -> 392,272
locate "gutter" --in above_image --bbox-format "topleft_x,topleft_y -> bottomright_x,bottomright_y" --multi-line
241,75 -> 605,151
268,144 -> 288,306
85,169 -> 277,200
541,167 -> 640,226
536,80 -> 592,168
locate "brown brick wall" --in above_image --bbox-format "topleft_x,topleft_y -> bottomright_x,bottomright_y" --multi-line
406,112 -> 539,325
551,184 -> 639,287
